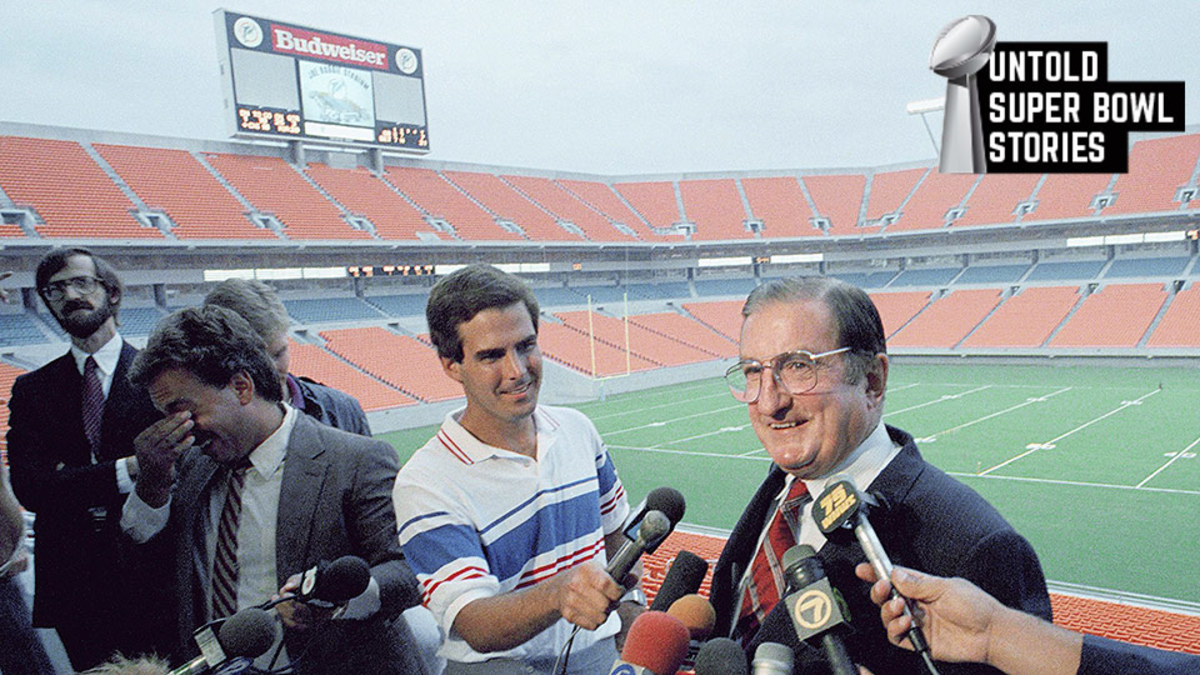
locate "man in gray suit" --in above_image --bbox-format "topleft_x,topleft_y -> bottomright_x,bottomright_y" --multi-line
121,305 -> 423,674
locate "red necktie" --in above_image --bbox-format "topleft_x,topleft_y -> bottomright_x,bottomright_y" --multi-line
211,466 -> 248,620
735,478 -> 810,643
81,356 -> 104,459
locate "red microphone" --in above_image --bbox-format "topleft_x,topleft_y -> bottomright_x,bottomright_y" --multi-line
608,611 -> 690,675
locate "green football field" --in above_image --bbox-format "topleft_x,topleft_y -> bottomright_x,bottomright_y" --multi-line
381,362 -> 1200,605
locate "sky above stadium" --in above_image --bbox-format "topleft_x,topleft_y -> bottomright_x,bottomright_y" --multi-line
2,1 -> 1197,175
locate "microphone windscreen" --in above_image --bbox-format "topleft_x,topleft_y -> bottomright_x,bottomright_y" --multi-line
693,637 -> 748,675
648,550 -> 709,612
218,607 -> 277,658
619,610 -> 690,675
645,487 -> 686,526
666,594 -> 716,640
752,642 -> 794,674
318,555 -> 371,603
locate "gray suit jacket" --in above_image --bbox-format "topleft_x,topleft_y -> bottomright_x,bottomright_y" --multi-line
150,412 -> 421,673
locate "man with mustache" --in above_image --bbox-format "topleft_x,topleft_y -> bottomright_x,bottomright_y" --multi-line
394,265 -> 643,674
6,248 -> 164,669
120,305 -> 425,673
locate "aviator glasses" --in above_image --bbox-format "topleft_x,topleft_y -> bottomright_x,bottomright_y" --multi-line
725,346 -> 852,403
41,276 -> 103,301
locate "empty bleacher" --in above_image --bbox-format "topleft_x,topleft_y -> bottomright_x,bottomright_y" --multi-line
682,300 -> 744,342
501,174 -> 635,242
0,313 -> 50,347
320,327 -> 464,402
288,340 -> 416,411
694,278 -> 757,298
1146,284 -> 1200,348
885,170 -> 977,232
117,306 -> 165,337
1103,134 -> 1200,216
384,166 -> 521,241
888,289 -> 1002,349
951,173 -> 1041,228
555,311 -> 717,367
1104,256 -> 1191,279
283,297 -> 384,323
0,136 -> 160,239
868,291 -> 931,337
362,293 -> 430,317
204,153 -> 371,240
556,179 -> 661,239
954,263 -> 1030,285
679,178 -> 752,240
536,321 -> 659,376
741,176 -> 820,238
444,171 -> 580,241
305,163 -> 438,240
614,181 -> 681,231
804,174 -> 868,236
1025,259 -> 1107,282
962,286 -> 1081,348
889,267 -> 961,287
1049,283 -> 1168,348
1023,173 -> 1113,223
863,167 -> 925,228
625,312 -> 737,359
95,144 -> 275,240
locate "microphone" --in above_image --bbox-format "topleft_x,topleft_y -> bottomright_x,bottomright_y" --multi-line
608,610 -> 690,675
666,593 -> 715,640
693,637 -> 749,675
751,642 -> 794,675
622,487 -> 686,543
168,607 -> 277,674
648,550 -> 709,612
779,545 -> 856,675
813,476 -> 938,674
606,510 -> 673,585
260,555 -> 372,611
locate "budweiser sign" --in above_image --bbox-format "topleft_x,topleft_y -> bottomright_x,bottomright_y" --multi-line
271,25 -> 388,70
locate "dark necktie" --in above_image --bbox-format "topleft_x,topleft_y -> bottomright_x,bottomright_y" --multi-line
735,478 -> 810,644
81,356 -> 104,459
211,465 -> 249,620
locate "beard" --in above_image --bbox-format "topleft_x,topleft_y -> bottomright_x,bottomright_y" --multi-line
54,296 -> 115,339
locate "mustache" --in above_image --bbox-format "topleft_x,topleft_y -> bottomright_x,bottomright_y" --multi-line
61,300 -> 94,313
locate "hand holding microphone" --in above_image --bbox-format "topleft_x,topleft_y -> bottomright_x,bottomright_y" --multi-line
269,555 -> 372,631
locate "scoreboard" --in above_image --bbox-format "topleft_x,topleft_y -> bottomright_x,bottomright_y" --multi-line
214,9 -> 429,152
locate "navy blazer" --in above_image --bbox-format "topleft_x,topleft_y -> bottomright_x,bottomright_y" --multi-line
148,412 -> 421,674
6,342 -> 164,647
1081,634 -> 1200,674
709,425 -> 1052,675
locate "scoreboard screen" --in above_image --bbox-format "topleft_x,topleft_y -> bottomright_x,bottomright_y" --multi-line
214,9 -> 429,152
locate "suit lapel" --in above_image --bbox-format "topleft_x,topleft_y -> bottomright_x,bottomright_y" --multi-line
276,415 -> 327,583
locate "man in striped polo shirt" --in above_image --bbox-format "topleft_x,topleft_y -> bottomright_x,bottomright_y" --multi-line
394,265 -> 643,674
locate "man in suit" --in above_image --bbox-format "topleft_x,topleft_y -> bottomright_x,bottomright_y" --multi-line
203,278 -> 371,436
120,305 -> 424,674
708,277 -> 1052,674
6,247 -> 163,670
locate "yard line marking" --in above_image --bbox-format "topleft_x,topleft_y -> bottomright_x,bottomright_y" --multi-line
1137,435 -> 1200,488
739,448 -> 767,457
656,424 -> 750,447
604,403 -> 745,435
979,388 -> 1162,476
949,471 -> 1200,497
886,384 -> 993,416
920,387 -> 1072,441
888,382 -> 920,392
588,390 -> 730,421
606,444 -> 772,462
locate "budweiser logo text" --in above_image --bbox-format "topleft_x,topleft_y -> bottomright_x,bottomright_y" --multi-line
272,27 -> 387,69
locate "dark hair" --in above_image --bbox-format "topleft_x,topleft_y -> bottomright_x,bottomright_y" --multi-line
426,265 -> 540,362
203,278 -> 290,340
742,276 -> 886,382
35,247 -> 123,322
129,305 -> 283,402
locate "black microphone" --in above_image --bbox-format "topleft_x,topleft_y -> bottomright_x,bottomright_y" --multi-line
622,487 -> 686,543
607,510 -> 672,584
813,476 -> 939,674
693,637 -> 749,675
168,607 -> 277,674
648,550 -> 709,612
295,555 -> 371,606
751,641 -> 794,675
780,544 -> 856,675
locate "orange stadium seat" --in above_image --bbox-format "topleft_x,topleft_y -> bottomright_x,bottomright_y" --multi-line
626,312 -> 738,359
863,167 -> 926,228
1103,134 -> 1200,216
962,286 -> 1081,348
1023,173 -> 1114,223
888,289 -> 1002,349
305,163 -> 439,241
320,327 -> 464,402
885,169 -> 977,232
0,136 -> 161,239
805,174 -> 870,236
613,181 -> 681,232
443,171 -> 581,241
678,178 -> 753,241
502,174 -> 635,242
867,291 -> 931,338
203,153 -> 372,240
536,321 -> 658,376
1049,283 -> 1168,348
556,179 -> 669,239
94,144 -> 276,240
1146,285 -> 1200,348
287,341 -> 415,411
555,311 -> 719,367
740,176 -> 821,238
384,166 -> 522,241
681,300 -> 744,342
951,173 -> 1041,228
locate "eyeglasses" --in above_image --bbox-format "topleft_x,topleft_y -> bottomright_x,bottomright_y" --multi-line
725,347 -> 852,403
40,276 -> 103,301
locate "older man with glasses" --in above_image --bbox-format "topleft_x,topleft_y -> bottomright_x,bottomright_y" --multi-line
707,276 -> 1052,675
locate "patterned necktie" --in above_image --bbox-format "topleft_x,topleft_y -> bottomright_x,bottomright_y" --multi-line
81,356 -> 104,459
735,478 -> 810,644
211,465 -> 249,620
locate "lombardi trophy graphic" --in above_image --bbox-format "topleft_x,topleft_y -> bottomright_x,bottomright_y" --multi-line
930,15 -> 996,173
